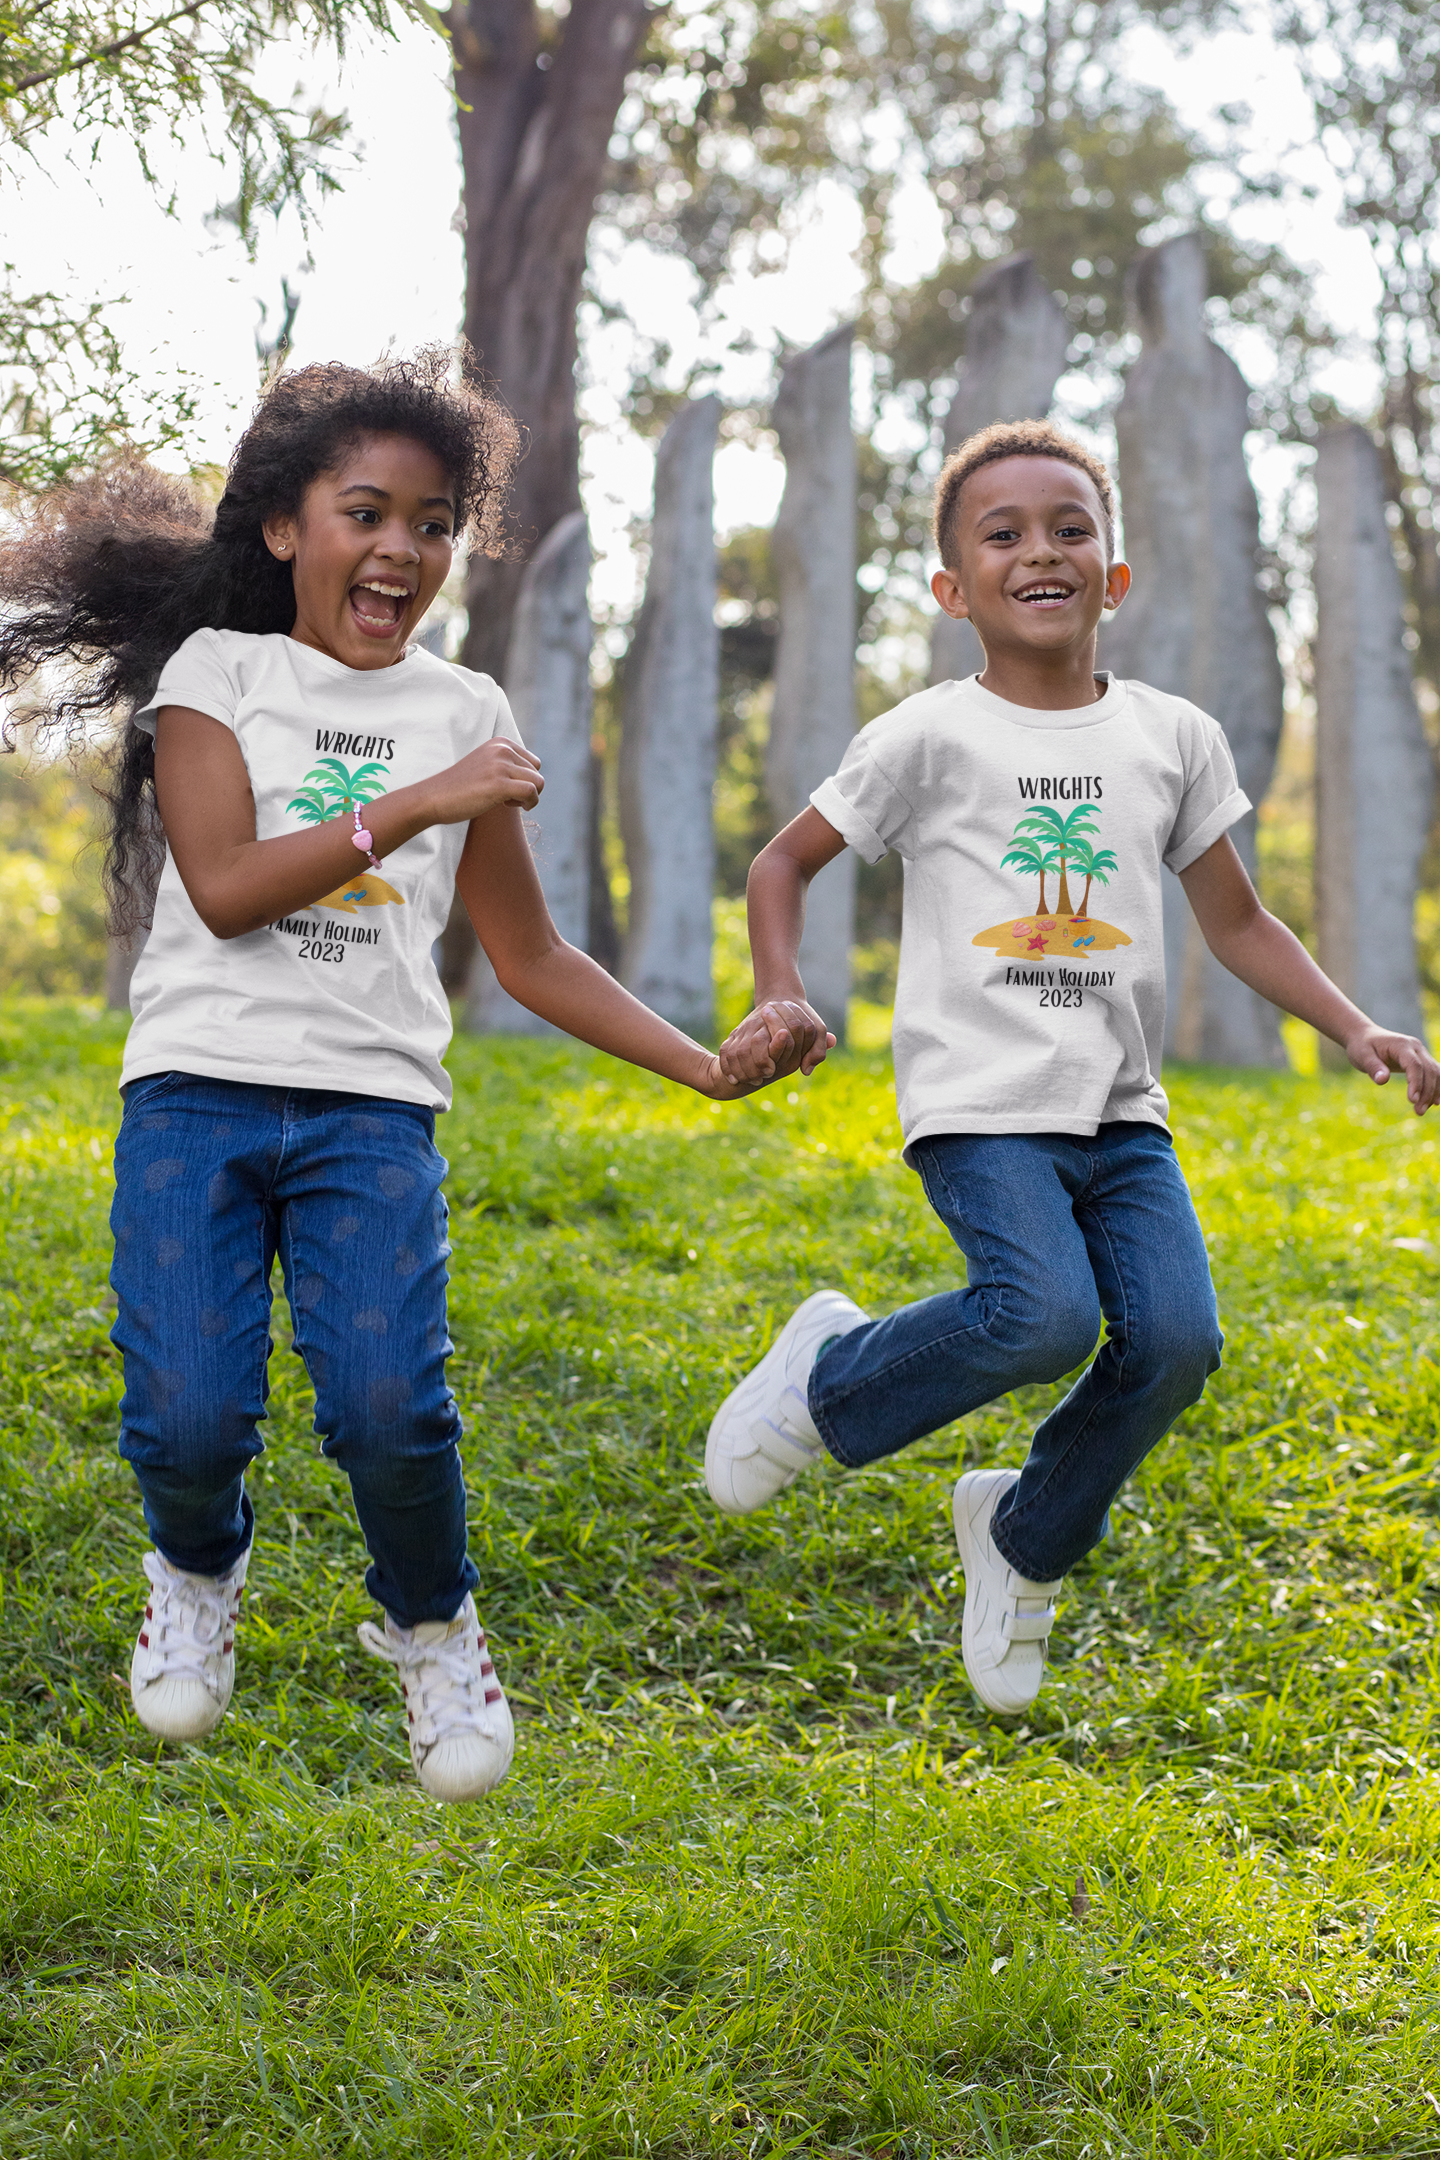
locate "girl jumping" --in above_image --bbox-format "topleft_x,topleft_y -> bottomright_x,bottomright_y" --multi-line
0,351 -> 803,1802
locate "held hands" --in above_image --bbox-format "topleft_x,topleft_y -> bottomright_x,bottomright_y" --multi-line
430,738 -> 544,823
1344,1024 -> 1440,1115
711,998 -> 836,1096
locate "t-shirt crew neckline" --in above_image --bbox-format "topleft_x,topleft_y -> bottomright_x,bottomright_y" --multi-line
278,635 -> 422,684
959,670 -> 1129,732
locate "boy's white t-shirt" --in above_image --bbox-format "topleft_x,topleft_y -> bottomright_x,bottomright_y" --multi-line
810,673 -> 1251,1149
123,628 -> 522,1111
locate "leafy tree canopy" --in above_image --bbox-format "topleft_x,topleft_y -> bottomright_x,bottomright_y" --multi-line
606,0 -> 1317,408
0,0 -> 440,243
0,0 -> 443,494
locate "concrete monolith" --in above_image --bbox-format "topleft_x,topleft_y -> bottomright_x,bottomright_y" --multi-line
618,397 -> 721,1037
930,255 -> 1071,686
1104,231 -> 1286,1065
767,325 -> 857,1038
1314,423 -> 1432,1048
105,928 -> 146,1012
466,511 -> 593,1032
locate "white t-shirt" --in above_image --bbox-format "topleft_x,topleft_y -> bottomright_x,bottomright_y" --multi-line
810,673 -> 1250,1149
123,628 -> 521,1110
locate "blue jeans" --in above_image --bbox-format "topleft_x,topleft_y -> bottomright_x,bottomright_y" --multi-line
110,1072 -> 478,1627
807,1124 -> 1222,1581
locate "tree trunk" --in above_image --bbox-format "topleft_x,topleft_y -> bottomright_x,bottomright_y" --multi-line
1037,872 -> 1049,915
446,0 -> 649,1006
1077,875 -> 1093,919
454,0 -> 649,680
1055,861 -> 1075,915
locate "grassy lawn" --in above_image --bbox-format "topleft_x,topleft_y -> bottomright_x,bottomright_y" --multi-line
2,1000 -> 1440,2156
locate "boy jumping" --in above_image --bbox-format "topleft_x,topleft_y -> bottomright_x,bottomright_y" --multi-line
709,418 -> 1438,1715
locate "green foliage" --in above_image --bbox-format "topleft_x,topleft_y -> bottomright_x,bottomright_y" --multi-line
2,1009 -> 1440,2148
0,0 -> 439,248
0,278 -> 203,494
0,761 -> 107,994
0,0 -> 443,495
615,0 -> 1320,436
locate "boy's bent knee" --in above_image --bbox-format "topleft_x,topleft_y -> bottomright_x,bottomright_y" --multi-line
1127,1313 -> 1223,1401
985,1285 -> 1101,1384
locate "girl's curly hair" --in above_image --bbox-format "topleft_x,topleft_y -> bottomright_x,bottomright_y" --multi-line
0,347 -> 520,937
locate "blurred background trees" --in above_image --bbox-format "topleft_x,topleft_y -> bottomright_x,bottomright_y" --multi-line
2,0 -> 1439,1014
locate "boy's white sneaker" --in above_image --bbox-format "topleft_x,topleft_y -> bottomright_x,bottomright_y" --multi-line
705,1288 -> 869,1515
359,1593 -> 514,1802
953,1469 -> 1063,1716
130,1547 -> 248,1742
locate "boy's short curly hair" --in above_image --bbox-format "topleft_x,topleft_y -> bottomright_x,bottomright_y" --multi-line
934,419 -> 1117,566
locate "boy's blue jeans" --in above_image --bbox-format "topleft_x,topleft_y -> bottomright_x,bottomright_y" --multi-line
110,1071 -> 479,1627
807,1123 -> 1222,1582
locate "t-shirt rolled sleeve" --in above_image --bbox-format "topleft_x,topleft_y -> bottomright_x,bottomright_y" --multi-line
1164,786 -> 1252,874
133,629 -> 240,737
1163,722 -> 1251,873
809,777 -> 888,864
808,735 -> 915,864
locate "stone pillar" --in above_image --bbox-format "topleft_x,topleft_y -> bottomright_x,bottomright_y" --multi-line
930,255 -> 1070,685
1314,423 -> 1432,1048
104,929 -> 146,1012
466,510 -> 593,1033
1104,231 -> 1286,1065
618,396 -> 721,1037
767,324 -> 857,1039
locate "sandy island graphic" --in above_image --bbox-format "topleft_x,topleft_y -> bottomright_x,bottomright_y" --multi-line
974,800 -> 1130,961
312,872 -> 405,915
286,757 -> 407,918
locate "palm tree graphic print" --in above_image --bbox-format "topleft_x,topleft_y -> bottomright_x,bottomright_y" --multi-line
974,801 -> 1130,961
286,758 -> 390,825
285,759 -> 405,916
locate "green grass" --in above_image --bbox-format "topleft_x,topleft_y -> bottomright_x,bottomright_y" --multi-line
2,999 -> 1440,2156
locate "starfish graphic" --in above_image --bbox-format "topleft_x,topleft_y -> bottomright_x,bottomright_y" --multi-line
1027,933 -> 1048,953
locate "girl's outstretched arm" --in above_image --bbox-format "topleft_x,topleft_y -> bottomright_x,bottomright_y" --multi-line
456,807 -> 776,1099
156,707 -> 545,939
1180,833 -> 1440,1114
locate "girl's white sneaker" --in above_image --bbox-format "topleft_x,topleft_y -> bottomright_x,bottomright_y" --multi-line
130,1547 -> 249,1741
705,1289 -> 869,1515
952,1468 -> 1063,1715
359,1594 -> 515,1802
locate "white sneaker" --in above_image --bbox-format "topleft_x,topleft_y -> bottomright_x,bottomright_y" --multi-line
953,1468 -> 1063,1715
705,1288 -> 869,1515
359,1593 -> 514,1802
130,1547 -> 248,1742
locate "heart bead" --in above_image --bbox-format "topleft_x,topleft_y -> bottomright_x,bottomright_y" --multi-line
351,828 -> 374,853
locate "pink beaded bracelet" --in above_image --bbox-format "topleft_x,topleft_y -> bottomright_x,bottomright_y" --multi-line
351,809 -> 382,871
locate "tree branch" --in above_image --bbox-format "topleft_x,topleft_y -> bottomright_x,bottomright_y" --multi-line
3,0 -> 210,98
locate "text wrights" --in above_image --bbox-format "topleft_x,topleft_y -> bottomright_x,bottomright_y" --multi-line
1016,775 -> 1103,800
314,728 -> 397,762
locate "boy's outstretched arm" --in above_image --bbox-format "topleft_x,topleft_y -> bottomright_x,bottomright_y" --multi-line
1180,834 -> 1440,1114
719,809 -> 850,1085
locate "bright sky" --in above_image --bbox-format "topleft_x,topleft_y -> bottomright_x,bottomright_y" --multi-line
3,1 -> 1380,634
